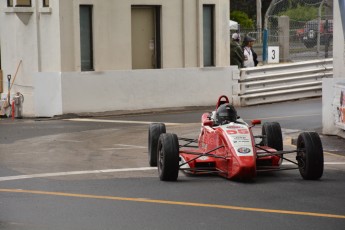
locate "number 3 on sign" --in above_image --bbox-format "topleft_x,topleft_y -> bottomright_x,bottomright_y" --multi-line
268,46 -> 279,64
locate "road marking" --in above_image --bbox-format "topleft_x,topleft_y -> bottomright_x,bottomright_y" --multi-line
282,162 -> 345,165
65,118 -> 181,126
0,188 -> 344,219
247,113 -> 322,121
0,167 -> 156,182
0,161 -> 344,182
101,144 -> 146,150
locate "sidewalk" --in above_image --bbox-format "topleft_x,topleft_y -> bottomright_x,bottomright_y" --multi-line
287,130 -> 345,157
318,134 -> 345,157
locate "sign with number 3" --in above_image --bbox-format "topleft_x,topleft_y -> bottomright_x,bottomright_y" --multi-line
268,46 -> 279,64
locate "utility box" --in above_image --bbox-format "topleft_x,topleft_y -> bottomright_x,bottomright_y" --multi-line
13,92 -> 24,119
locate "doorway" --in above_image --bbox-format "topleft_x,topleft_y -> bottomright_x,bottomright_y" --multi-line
131,6 -> 161,69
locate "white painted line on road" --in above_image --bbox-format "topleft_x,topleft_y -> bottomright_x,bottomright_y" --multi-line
101,144 -> 146,150
282,162 -> 345,165
0,167 -> 157,182
0,162 -> 344,182
55,139 -> 85,143
65,118 -> 181,126
117,144 -> 146,148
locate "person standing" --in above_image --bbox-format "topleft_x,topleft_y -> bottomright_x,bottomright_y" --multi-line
230,33 -> 244,68
242,36 -> 258,68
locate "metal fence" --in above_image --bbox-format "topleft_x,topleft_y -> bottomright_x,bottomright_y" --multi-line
235,58 -> 333,106
231,0 -> 334,64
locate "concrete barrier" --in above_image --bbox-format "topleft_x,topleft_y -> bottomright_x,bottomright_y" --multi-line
34,67 -> 236,117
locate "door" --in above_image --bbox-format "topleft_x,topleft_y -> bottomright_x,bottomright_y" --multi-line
131,7 -> 161,69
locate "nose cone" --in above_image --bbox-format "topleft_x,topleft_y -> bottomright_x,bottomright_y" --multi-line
229,156 -> 256,180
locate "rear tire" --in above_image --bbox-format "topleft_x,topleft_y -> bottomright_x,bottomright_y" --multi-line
157,133 -> 179,181
297,132 -> 324,180
148,123 -> 166,166
262,122 -> 283,151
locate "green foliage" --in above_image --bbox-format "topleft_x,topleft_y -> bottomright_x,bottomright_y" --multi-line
279,4 -> 318,21
230,11 -> 254,29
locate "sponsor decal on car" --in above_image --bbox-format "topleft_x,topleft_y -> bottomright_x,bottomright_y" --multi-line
225,128 -> 249,135
226,130 -> 238,135
237,147 -> 251,154
199,156 -> 209,160
226,125 -> 243,129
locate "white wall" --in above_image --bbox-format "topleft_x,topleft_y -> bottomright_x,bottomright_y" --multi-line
34,72 -> 62,116
332,0 -> 345,80
322,0 -> 345,137
34,67 -> 236,117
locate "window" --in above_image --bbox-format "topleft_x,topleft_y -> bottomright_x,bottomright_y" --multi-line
80,5 -> 94,71
16,0 -> 31,7
43,0 -> 49,7
7,0 -> 32,7
203,5 -> 215,67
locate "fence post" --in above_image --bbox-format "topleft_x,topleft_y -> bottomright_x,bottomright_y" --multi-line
278,16 -> 290,62
262,29 -> 268,64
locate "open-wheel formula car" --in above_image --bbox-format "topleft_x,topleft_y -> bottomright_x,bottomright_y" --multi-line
148,95 -> 324,181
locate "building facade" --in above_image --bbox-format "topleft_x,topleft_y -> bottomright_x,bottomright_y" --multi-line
0,0 -> 235,117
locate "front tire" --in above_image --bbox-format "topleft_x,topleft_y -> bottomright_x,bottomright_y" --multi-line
157,133 -> 179,181
297,132 -> 324,180
262,122 -> 283,151
148,123 -> 166,166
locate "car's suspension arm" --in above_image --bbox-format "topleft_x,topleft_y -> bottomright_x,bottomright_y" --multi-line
179,145 -> 225,167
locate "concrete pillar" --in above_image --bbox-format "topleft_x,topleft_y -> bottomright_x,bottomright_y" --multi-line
278,16 -> 289,62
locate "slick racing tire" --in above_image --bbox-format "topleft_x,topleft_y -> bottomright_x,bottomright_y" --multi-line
157,133 -> 179,181
262,122 -> 283,151
148,123 -> 166,167
297,132 -> 324,180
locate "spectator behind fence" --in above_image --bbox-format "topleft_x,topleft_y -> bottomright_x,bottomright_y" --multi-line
242,36 -> 258,68
230,33 -> 244,68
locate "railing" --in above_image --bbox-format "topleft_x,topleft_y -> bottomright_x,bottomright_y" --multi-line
236,59 -> 333,106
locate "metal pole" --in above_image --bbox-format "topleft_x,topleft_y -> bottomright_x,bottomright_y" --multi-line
7,75 -> 11,106
263,0 -> 277,65
317,0 -> 325,57
263,29 -> 268,64
257,0 -> 262,42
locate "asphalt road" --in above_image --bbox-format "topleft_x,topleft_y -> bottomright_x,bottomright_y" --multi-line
0,98 -> 344,230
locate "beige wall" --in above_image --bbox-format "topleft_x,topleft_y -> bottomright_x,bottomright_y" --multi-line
67,0 -> 229,71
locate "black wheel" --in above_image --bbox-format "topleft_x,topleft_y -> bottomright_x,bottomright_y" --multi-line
157,133 -> 179,181
148,123 -> 166,167
262,122 -> 283,151
296,132 -> 324,180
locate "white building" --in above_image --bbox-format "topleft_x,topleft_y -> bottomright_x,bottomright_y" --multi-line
0,0 -> 235,117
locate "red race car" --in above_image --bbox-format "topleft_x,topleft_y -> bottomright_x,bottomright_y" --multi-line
148,95 -> 324,181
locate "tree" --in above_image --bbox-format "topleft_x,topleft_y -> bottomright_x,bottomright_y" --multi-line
230,11 -> 254,29
279,4 -> 318,21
